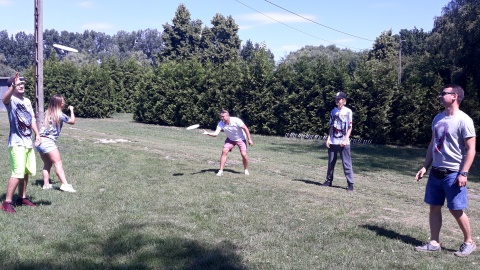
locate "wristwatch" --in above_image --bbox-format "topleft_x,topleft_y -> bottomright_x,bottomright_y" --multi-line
460,171 -> 468,177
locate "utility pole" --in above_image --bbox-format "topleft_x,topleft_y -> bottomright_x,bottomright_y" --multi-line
398,39 -> 405,85
34,0 -> 44,124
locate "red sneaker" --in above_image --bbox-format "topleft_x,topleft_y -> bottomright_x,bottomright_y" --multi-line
16,197 -> 36,207
1,201 -> 16,213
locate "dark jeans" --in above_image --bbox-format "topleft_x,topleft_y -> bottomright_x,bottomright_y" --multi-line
326,144 -> 354,184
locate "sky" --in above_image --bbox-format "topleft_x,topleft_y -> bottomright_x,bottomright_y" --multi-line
1,0 -> 449,61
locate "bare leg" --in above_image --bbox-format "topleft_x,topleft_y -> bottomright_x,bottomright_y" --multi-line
18,174 -> 28,198
219,148 -> 229,170
240,151 -> 248,170
450,209 -> 473,243
46,149 -> 69,185
40,153 -> 53,186
429,205 -> 443,244
5,177 -> 20,202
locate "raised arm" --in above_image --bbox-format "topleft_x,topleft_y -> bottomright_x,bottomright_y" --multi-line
3,73 -> 19,105
67,106 -> 76,125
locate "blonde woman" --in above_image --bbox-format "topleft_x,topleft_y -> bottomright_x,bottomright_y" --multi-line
36,94 -> 76,192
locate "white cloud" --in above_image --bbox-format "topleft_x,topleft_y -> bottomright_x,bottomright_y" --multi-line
237,12 -> 316,25
0,0 -> 13,7
77,1 -> 94,8
81,22 -> 113,31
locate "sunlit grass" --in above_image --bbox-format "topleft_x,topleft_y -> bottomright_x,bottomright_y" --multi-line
0,113 -> 479,269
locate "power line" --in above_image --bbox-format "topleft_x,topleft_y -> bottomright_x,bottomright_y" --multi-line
233,0 -> 366,51
264,0 -> 375,42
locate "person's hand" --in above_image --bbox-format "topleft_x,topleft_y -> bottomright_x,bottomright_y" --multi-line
68,105 -> 74,111
415,167 -> 427,182
248,139 -> 253,146
340,140 -> 347,147
35,137 -> 42,147
326,140 -> 331,148
454,174 -> 468,187
14,72 -> 20,85
202,129 -> 209,135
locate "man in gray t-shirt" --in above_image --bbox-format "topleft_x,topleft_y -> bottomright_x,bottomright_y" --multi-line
415,84 -> 476,257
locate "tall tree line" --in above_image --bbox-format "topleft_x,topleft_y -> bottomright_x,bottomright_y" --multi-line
1,1 -> 479,146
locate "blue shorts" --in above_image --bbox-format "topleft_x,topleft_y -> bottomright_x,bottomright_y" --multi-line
424,170 -> 467,210
35,137 -> 58,154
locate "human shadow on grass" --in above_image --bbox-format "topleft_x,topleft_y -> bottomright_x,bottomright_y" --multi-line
2,222 -> 249,270
292,179 -> 347,190
191,169 -> 241,175
359,224 -> 455,252
0,194 -> 51,207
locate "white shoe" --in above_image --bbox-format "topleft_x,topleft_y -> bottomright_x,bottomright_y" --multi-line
216,170 -> 223,176
244,169 -> 250,176
60,184 -> 76,193
42,184 -> 54,190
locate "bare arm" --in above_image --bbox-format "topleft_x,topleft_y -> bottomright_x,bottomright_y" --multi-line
67,106 -> 76,125
326,126 -> 333,148
241,124 -> 253,146
3,73 -> 19,105
341,126 -> 352,147
32,119 -> 41,145
203,126 -> 222,137
455,136 -> 476,186
416,135 -> 434,181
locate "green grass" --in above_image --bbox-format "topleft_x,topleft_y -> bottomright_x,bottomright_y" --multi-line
0,112 -> 480,269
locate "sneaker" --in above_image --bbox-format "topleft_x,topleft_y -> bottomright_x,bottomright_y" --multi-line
415,242 -> 441,252
15,197 -> 36,207
245,169 -> 250,176
216,170 -> 223,176
1,201 -> 16,214
42,184 -> 54,190
347,183 -> 354,191
454,242 -> 476,257
60,184 -> 76,193
321,180 -> 332,187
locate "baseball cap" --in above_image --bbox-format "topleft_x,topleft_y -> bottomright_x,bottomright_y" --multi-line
334,92 -> 346,99
6,76 -> 25,87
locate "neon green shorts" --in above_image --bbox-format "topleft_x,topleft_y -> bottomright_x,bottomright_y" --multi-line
9,146 -> 36,178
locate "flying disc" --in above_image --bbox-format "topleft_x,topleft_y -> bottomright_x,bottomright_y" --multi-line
53,44 -> 78,53
186,124 -> 200,130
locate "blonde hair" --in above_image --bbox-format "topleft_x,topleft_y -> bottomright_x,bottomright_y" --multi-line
44,94 -> 64,129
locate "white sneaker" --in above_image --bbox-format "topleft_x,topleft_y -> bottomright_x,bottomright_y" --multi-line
244,169 -> 250,176
216,170 -> 223,176
60,184 -> 76,193
42,184 -> 54,190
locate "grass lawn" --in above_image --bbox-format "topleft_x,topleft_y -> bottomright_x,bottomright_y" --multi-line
0,112 -> 479,269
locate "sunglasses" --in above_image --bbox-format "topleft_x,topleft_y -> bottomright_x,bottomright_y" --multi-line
440,91 -> 456,96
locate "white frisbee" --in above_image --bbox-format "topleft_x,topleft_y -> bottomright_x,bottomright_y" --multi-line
53,43 -> 79,53
186,124 -> 200,130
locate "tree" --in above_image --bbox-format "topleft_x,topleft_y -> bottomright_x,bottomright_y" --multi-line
160,4 -> 202,62
208,14 -> 241,64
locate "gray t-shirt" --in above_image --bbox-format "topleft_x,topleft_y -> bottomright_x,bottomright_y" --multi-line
39,113 -> 70,141
6,95 -> 36,148
329,106 -> 353,145
431,110 -> 476,171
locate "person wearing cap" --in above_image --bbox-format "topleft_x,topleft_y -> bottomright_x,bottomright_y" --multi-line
1,73 -> 41,213
414,84 -> 476,257
203,109 -> 254,176
322,91 -> 354,191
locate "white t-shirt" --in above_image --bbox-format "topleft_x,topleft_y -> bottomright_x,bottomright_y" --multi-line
329,106 -> 353,145
217,117 -> 246,141
431,110 -> 476,171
